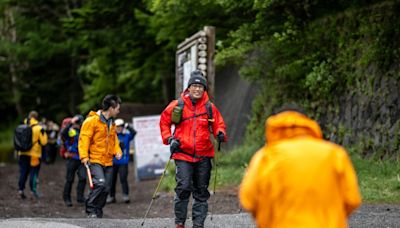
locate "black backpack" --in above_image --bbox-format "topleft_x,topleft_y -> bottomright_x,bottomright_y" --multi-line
14,122 -> 34,152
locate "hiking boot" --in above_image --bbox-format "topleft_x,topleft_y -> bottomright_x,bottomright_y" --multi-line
64,199 -> 73,207
176,223 -> 184,228
87,214 -> 98,218
122,194 -> 130,204
77,197 -> 86,204
31,191 -> 41,199
18,190 -> 26,199
106,196 -> 116,203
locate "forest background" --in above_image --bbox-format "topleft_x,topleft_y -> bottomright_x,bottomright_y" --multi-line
0,0 -> 399,202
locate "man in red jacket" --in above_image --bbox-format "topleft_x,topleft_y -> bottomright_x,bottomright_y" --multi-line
160,70 -> 227,228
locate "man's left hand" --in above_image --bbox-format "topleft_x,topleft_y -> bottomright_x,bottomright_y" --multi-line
116,153 -> 122,160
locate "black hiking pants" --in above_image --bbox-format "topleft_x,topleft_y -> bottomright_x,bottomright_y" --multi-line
85,163 -> 113,217
18,155 -> 39,194
174,158 -> 212,227
63,158 -> 86,202
110,164 -> 129,197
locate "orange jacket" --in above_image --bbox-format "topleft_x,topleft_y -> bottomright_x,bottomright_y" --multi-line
160,90 -> 227,162
239,111 -> 361,228
78,111 -> 122,166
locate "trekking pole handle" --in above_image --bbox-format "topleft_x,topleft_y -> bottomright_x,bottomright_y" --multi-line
84,163 -> 94,189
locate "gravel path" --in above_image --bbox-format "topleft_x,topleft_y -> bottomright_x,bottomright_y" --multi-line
1,204 -> 399,228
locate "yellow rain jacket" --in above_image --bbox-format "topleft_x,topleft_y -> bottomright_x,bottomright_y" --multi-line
239,111 -> 361,228
18,118 -> 48,166
78,111 -> 122,166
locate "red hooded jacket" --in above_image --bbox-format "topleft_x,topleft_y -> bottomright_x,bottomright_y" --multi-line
160,90 -> 227,162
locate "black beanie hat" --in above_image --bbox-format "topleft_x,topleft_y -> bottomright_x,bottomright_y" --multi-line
74,114 -> 84,125
187,70 -> 207,90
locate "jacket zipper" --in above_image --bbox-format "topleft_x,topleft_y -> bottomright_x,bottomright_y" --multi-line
106,122 -> 110,161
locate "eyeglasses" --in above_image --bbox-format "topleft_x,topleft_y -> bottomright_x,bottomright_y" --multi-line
190,84 -> 205,90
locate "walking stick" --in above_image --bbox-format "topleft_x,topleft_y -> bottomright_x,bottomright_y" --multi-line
84,163 -> 94,189
141,158 -> 172,226
210,141 -> 221,221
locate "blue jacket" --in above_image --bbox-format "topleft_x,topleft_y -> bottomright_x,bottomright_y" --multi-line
62,124 -> 80,160
113,130 -> 135,165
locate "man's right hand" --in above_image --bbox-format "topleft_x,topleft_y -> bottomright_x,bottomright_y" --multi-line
168,137 -> 180,154
64,152 -> 71,159
81,157 -> 89,164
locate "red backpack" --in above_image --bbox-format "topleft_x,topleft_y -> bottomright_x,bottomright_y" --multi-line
59,117 -> 72,158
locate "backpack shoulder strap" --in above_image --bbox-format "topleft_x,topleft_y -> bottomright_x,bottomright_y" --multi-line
177,97 -> 184,110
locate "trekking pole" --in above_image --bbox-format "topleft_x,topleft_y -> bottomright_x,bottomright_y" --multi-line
141,158 -> 172,226
210,141 -> 221,221
84,163 -> 94,189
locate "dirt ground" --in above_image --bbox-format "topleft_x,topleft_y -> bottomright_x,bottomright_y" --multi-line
0,159 -> 241,219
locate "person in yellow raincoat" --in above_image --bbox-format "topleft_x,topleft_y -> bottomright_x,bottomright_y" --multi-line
239,106 -> 361,228
79,94 -> 122,218
18,110 -> 48,199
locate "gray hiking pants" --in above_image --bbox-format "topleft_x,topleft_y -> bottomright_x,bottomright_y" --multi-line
85,163 -> 113,217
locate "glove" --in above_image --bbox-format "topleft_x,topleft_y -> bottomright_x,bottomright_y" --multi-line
217,132 -> 225,143
126,125 -> 137,136
168,137 -> 180,154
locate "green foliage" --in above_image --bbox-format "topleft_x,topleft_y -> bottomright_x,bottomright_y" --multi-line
304,60 -> 336,100
216,1 -> 400,149
0,124 -> 14,148
350,152 -> 400,203
0,123 -> 16,163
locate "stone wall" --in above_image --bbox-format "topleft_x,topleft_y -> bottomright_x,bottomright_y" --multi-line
326,74 -> 400,158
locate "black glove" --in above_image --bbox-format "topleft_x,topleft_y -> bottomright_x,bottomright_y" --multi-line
168,137 -> 180,154
217,131 -> 225,143
126,125 -> 137,137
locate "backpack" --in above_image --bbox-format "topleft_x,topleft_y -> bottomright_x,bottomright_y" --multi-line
58,117 -> 72,158
14,122 -> 34,152
173,98 -> 214,133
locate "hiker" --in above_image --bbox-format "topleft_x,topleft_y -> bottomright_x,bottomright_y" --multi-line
61,114 -> 86,207
17,110 -> 48,199
43,120 -> 59,164
239,105 -> 362,227
107,118 -> 136,204
79,94 -> 123,218
159,70 -> 227,228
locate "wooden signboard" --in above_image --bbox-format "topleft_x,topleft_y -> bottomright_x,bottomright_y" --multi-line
175,26 -> 215,100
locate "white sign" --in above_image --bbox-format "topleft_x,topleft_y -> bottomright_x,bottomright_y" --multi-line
132,115 -> 171,181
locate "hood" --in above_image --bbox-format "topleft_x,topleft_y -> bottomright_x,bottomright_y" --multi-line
265,111 -> 322,144
88,111 -> 100,118
89,110 -> 114,126
24,118 -> 39,126
180,89 -> 210,107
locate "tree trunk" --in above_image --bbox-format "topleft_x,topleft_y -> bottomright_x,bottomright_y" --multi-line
3,7 -> 23,116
